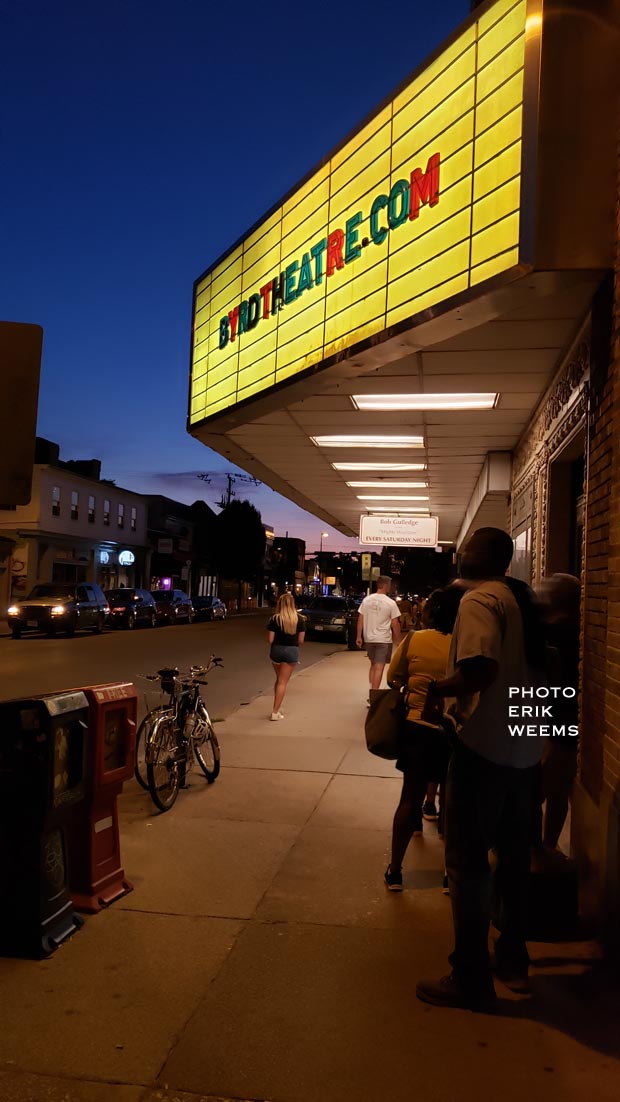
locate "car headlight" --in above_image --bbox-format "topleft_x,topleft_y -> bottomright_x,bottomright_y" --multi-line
7,605 -> 19,616
51,605 -> 67,615
332,618 -> 346,625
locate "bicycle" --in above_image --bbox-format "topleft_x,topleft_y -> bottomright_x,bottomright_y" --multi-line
135,656 -> 222,812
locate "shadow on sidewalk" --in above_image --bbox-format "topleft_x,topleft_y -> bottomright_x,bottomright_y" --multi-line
496,960 -> 620,1059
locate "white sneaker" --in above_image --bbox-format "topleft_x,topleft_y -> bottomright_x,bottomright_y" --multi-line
270,712 -> 280,721
278,711 -> 285,718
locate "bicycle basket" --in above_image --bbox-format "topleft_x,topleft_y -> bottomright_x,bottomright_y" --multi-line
158,667 -> 179,694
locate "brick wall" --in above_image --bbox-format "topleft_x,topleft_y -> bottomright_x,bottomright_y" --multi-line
573,123 -> 620,954
602,241 -> 620,798
580,280 -> 614,801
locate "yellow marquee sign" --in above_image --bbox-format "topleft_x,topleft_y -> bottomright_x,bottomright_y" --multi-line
190,0 -> 527,426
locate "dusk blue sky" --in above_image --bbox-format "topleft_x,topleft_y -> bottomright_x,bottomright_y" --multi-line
2,0 -> 470,552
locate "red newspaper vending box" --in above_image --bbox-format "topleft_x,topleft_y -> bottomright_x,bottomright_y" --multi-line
66,683 -> 137,912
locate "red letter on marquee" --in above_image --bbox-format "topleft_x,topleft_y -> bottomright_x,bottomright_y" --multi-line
326,229 -> 345,277
259,282 -> 273,320
228,306 -> 239,342
409,153 -> 441,220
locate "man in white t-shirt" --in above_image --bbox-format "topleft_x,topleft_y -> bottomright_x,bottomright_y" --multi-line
416,528 -> 545,1012
357,576 -> 402,691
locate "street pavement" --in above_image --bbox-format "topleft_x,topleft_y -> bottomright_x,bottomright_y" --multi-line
0,648 -> 619,1102
0,611 -> 344,718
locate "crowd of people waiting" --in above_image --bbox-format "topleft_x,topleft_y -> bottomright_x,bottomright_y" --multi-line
357,527 -> 581,1011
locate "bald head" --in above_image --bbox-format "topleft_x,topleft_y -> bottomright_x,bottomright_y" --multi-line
460,527 -> 514,581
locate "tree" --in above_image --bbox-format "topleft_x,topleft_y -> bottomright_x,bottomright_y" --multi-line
211,499 -> 266,608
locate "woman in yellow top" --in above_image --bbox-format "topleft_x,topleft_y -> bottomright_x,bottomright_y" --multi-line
384,586 -> 464,891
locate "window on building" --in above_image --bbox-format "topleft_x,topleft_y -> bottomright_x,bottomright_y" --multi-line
130,505 -> 137,531
117,503 -> 125,529
71,490 -> 79,520
103,499 -> 110,526
52,486 -> 61,517
511,527 -> 532,583
88,495 -> 96,523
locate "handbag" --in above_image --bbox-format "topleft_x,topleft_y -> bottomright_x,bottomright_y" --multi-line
365,687 -> 407,759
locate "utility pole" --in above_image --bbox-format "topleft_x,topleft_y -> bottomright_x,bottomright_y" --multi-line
218,473 -> 236,509
196,471 -> 261,509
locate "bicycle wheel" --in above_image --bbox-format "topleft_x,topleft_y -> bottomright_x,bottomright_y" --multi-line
193,708 -> 221,783
146,716 -> 181,811
135,706 -> 170,790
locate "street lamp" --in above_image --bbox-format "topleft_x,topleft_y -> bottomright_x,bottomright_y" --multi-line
318,532 -> 329,591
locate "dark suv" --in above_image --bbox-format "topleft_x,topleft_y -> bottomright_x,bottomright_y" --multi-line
299,596 -> 358,643
150,589 -> 195,625
105,588 -> 157,629
7,582 -> 110,638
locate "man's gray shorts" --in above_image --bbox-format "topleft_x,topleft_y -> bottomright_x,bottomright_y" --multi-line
366,642 -> 392,665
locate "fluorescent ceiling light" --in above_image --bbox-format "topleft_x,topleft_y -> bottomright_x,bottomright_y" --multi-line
333,462 -> 426,471
351,393 -> 498,411
357,495 -> 429,501
311,435 -> 424,449
364,505 -> 430,513
346,481 -> 428,488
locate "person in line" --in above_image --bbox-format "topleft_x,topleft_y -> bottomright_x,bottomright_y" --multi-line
416,528 -> 546,1011
384,586 -> 464,891
537,573 -> 581,849
267,592 -> 306,721
398,596 -> 414,633
422,782 -> 439,823
356,576 -> 402,697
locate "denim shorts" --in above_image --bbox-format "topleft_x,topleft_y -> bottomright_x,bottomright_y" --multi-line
270,644 -> 299,665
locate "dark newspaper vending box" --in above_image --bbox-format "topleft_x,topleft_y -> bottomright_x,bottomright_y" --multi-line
0,691 -> 87,956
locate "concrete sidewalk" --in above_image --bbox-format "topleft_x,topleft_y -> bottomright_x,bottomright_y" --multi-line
1,650 -> 619,1102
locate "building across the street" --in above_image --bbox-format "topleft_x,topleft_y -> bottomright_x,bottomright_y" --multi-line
271,536 -> 306,597
185,0 -> 620,963
146,495 -> 198,594
0,438 -> 149,604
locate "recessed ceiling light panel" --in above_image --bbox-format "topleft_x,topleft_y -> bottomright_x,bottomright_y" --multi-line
346,481 -> 428,488
350,393 -> 498,411
363,505 -> 430,513
311,435 -> 424,448
333,462 -> 427,471
357,495 -> 429,501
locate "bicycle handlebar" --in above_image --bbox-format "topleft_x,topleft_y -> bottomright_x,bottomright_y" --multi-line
141,654 -> 223,684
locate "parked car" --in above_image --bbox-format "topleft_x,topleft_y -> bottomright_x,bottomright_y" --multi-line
192,596 -> 227,622
299,596 -> 358,643
150,588 -> 195,624
105,588 -> 157,629
7,582 -> 110,639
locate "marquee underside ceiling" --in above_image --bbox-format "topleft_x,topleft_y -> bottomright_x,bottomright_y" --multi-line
192,273 -> 600,544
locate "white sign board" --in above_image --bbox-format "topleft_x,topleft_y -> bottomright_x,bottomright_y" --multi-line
359,515 -> 439,547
